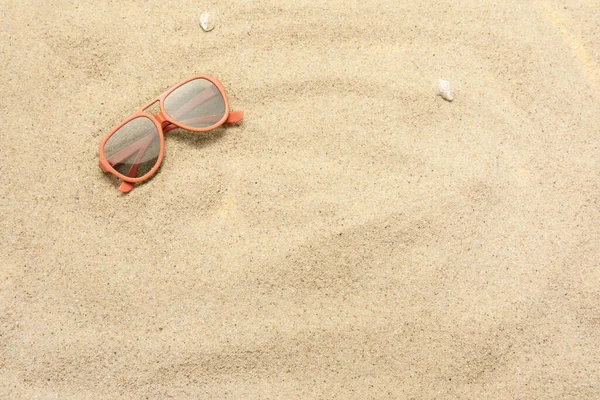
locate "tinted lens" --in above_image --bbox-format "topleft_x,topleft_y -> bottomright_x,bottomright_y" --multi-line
103,117 -> 160,178
163,78 -> 226,128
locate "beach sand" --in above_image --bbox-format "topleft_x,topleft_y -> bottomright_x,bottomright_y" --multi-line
1,0 -> 599,398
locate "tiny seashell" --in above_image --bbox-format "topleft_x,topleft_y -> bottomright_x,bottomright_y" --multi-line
437,79 -> 454,101
199,12 -> 215,32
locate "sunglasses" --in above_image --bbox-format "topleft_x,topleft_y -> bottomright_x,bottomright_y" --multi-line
98,75 -> 243,193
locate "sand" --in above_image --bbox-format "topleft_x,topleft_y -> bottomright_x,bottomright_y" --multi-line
1,0 -> 599,398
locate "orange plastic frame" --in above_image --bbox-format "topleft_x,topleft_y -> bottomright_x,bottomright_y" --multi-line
98,75 -> 244,193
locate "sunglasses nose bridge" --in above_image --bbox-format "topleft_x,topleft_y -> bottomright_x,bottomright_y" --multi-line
153,111 -> 168,125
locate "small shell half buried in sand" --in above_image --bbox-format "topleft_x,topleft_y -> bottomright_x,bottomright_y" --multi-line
199,12 -> 215,32
437,79 -> 454,101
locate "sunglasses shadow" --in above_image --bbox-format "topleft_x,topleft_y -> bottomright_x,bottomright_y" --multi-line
166,125 -> 227,148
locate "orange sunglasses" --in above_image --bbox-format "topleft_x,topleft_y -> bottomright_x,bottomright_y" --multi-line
98,75 -> 244,193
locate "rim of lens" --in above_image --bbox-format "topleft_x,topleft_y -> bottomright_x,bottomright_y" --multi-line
162,78 -> 228,130
102,115 -> 162,182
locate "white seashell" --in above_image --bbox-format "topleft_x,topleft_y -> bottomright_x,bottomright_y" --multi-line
437,79 -> 454,101
199,12 -> 215,32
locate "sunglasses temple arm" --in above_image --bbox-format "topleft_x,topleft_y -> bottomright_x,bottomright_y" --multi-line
163,122 -> 179,133
226,110 -> 244,123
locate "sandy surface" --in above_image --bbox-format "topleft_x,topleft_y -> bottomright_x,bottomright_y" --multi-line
1,0 -> 599,398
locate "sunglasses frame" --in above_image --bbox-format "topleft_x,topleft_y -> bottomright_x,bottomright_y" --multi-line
98,74 -> 242,192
